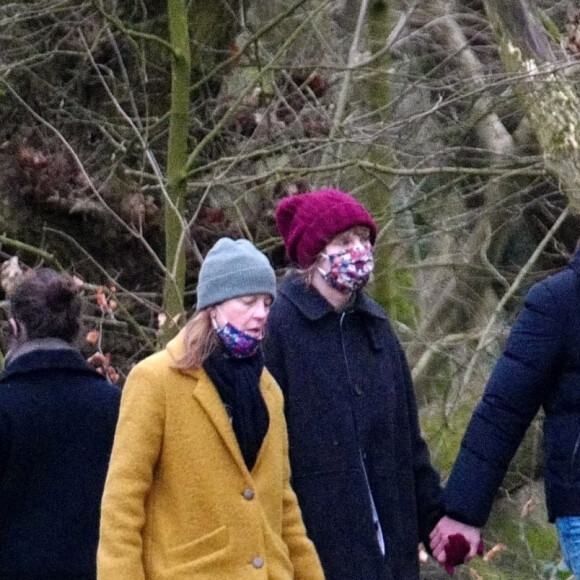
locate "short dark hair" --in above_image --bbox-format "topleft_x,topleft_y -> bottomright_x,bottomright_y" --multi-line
10,268 -> 81,343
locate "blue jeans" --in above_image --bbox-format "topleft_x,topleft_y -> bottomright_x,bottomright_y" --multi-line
556,517 -> 580,577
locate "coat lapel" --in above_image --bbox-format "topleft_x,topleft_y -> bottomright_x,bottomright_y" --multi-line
166,332 -> 262,476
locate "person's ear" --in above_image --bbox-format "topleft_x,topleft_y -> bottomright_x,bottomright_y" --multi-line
209,306 -> 222,329
9,317 -> 20,338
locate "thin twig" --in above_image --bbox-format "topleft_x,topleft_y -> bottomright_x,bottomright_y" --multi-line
458,206 -> 570,396
321,0 -> 369,167
0,234 -> 64,270
184,0 -> 332,174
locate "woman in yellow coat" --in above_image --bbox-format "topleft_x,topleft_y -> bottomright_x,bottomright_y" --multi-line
98,238 -> 324,580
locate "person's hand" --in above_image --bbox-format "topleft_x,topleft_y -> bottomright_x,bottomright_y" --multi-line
429,516 -> 482,574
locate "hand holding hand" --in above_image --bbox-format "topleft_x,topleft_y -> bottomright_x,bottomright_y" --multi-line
429,516 -> 483,574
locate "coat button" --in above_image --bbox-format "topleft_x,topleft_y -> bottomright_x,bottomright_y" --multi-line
243,488 -> 255,500
252,556 -> 264,568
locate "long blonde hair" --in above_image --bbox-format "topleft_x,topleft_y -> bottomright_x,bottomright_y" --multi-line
172,309 -> 220,370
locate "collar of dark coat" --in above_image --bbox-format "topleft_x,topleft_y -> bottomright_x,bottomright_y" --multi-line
279,272 -> 388,322
569,250 -> 580,278
1,341 -> 100,381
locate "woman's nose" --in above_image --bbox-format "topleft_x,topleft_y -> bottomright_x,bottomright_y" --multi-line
352,237 -> 371,250
253,301 -> 269,319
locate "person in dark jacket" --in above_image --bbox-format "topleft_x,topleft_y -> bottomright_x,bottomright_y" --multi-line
0,267 -> 121,580
264,189 -> 481,580
431,248 -> 580,576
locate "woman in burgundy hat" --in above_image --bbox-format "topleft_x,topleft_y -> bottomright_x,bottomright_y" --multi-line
264,189 -> 480,580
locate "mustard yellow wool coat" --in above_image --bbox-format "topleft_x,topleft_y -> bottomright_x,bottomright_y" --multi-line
97,334 -> 324,580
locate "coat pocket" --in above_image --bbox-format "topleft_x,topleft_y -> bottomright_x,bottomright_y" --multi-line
166,525 -> 230,565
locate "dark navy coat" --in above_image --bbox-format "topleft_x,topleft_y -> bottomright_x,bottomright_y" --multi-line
264,274 -> 443,580
0,343 -> 120,580
445,251 -> 580,527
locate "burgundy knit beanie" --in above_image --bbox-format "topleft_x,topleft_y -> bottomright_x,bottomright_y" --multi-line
275,189 -> 377,268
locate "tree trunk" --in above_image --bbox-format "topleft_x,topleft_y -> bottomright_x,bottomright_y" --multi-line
408,0 -> 529,399
163,0 -> 191,340
484,0 -> 580,213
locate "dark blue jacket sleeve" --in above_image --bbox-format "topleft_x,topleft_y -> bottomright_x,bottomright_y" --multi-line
444,281 -> 565,526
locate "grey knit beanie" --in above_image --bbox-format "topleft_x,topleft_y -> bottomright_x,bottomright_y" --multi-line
196,238 -> 277,311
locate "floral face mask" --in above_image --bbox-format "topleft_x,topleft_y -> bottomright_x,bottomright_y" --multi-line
212,315 -> 262,358
319,243 -> 374,293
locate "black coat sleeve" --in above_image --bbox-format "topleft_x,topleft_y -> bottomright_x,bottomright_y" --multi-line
0,411 -> 12,481
444,280 -> 565,527
397,341 -> 444,544
264,317 -> 289,396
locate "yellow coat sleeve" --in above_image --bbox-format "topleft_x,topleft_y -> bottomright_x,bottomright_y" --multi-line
97,362 -> 165,580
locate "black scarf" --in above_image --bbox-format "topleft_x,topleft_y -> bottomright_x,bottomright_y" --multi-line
203,348 -> 269,471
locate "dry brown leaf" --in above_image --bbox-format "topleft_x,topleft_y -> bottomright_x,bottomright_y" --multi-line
468,568 -> 484,580
95,286 -> 108,309
521,497 -> 537,517
1,256 -> 23,297
85,330 -> 100,345
483,543 -> 506,562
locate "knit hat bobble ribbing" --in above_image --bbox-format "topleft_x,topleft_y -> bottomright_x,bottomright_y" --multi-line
196,238 -> 277,311
275,189 -> 377,268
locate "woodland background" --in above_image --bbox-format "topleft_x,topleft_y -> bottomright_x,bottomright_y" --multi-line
2,0 -> 580,577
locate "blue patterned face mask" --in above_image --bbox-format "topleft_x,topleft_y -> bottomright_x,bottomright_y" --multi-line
319,243 -> 374,292
212,317 -> 262,358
